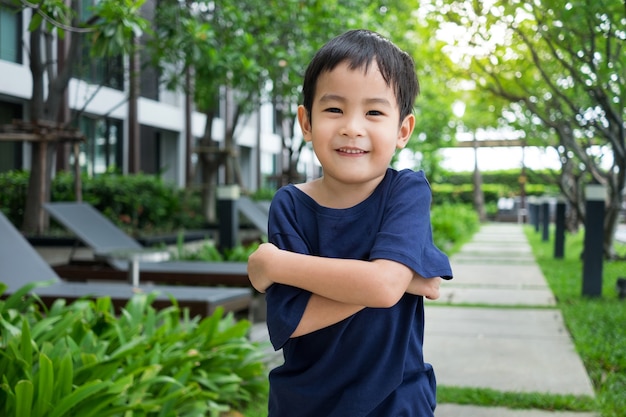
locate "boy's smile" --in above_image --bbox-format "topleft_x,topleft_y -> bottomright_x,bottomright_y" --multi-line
297,61 -> 415,204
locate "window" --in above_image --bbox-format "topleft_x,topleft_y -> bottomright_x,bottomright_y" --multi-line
73,0 -> 124,89
0,5 -> 22,63
0,100 -> 24,173
74,45 -> 124,90
76,116 -> 123,176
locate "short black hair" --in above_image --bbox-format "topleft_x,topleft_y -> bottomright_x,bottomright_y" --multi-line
302,29 -> 420,123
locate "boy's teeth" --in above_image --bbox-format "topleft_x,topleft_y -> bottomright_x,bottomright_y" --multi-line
340,148 -> 364,154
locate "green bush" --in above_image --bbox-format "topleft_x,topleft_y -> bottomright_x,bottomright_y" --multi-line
0,170 -> 30,225
0,170 -> 205,234
173,231 -> 261,262
0,282 -> 269,417
431,203 -> 480,252
433,168 -> 560,207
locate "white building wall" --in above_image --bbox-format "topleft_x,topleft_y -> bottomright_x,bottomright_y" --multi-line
0,61 -> 31,99
0,27 -> 283,191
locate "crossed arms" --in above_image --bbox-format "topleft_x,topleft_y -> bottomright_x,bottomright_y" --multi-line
247,243 -> 442,338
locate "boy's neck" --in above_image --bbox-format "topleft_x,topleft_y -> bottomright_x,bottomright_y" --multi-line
297,173 -> 386,209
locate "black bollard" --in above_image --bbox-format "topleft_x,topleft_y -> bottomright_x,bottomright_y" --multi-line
554,198 -> 566,259
217,185 -> 240,251
528,197 -> 540,232
582,184 -> 605,297
541,198 -> 550,242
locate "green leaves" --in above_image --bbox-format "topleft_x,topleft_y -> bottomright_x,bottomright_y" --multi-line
0,285 -> 268,416
88,0 -> 150,57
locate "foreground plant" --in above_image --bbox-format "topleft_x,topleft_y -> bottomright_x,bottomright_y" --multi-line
0,282 -> 268,417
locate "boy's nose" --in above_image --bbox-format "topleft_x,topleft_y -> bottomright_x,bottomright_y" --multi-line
339,114 -> 365,138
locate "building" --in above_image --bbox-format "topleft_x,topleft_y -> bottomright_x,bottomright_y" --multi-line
0,2 -> 283,192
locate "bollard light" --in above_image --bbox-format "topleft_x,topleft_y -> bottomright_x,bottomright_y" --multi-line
554,196 -> 566,259
582,184 -> 605,297
217,185 -> 241,251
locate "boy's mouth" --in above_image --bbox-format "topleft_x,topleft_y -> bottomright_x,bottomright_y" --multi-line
337,147 -> 367,154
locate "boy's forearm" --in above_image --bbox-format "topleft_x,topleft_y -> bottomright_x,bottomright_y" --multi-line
291,294 -> 365,337
269,248 -> 412,308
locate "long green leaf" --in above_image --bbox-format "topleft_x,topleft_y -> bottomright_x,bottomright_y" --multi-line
0,315 -> 22,338
34,354 -> 54,417
53,352 -> 73,404
20,320 -> 33,374
1,376 -> 17,415
48,380 -> 111,417
30,314 -> 69,342
70,394 -> 133,417
15,380 -> 34,417
0,282 -> 35,311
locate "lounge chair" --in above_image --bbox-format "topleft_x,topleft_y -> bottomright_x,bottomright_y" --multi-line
43,202 -> 252,287
0,211 -> 252,318
238,196 -> 269,236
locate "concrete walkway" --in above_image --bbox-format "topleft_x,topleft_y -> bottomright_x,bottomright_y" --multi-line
428,223 -> 597,417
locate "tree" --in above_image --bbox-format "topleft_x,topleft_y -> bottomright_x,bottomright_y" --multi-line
11,0 -> 148,234
425,0 -> 626,257
151,0 -> 383,220
150,0 -> 275,221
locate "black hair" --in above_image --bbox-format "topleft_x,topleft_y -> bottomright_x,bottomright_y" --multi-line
302,29 -> 420,123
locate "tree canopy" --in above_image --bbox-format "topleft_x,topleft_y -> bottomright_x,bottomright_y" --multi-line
11,0 -> 625,255
423,0 -> 625,256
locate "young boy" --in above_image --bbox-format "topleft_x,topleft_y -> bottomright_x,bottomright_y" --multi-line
247,29 -> 453,416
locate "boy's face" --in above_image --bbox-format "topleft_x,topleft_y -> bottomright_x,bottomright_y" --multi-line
298,61 -> 414,188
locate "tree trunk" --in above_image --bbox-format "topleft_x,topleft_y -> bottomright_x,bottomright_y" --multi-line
184,67 -> 194,187
198,109 -> 222,223
128,36 -> 140,173
22,15 -> 82,233
472,139 -> 486,222
22,28 -> 47,234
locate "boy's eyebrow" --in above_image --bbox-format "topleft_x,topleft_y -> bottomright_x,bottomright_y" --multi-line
318,94 -> 346,103
318,94 -> 393,107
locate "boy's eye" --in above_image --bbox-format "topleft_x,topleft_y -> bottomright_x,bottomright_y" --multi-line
324,107 -> 342,114
367,110 -> 383,116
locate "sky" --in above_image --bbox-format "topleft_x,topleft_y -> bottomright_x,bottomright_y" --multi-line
396,145 -> 562,173
439,146 -> 562,172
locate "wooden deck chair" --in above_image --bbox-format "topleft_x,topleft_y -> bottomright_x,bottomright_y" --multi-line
0,211 -> 252,318
43,202 -> 252,287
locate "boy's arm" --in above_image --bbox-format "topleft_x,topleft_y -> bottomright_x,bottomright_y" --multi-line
290,274 -> 441,337
406,274 -> 442,300
290,295 -> 365,337
249,242 -> 415,308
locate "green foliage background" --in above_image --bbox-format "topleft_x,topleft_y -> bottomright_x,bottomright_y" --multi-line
0,282 -> 268,417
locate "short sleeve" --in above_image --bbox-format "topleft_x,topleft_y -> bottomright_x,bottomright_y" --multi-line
264,188 -> 313,350
370,170 -> 452,279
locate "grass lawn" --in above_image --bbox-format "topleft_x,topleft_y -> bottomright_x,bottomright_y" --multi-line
524,226 -> 626,417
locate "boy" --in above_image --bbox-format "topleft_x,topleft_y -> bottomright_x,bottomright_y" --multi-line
247,29 -> 453,416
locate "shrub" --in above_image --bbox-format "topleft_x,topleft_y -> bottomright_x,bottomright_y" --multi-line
0,170 -> 30,225
0,171 -> 205,235
433,168 -> 560,207
431,204 -> 480,252
0,282 -> 269,417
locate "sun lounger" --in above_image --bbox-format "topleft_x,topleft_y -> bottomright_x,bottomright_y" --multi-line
43,202 -> 251,287
238,196 -> 269,236
0,211 -> 252,317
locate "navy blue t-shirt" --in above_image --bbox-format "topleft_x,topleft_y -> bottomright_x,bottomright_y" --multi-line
265,168 -> 453,417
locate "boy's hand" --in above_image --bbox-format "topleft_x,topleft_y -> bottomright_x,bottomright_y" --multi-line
406,275 -> 441,300
247,242 -> 279,293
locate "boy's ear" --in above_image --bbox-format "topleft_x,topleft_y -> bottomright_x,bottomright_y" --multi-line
396,114 -> 415,149
297,105 -> 313,143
